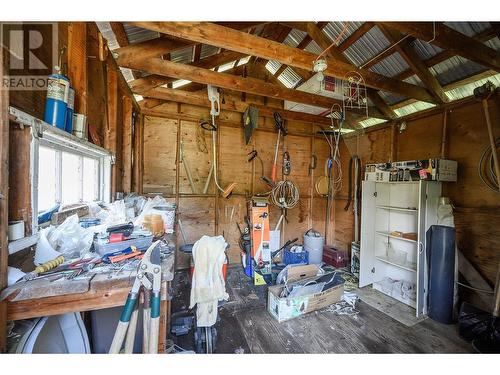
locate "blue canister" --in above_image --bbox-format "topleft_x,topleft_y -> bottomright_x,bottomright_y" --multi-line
44,74 -> 70,130
65,87 -> 75,133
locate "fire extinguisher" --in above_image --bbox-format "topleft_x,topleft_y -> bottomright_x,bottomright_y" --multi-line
44,47 -> 71,131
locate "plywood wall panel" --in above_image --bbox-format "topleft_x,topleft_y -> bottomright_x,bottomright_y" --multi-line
143,116 -> 178,194
176,197 -> 216,269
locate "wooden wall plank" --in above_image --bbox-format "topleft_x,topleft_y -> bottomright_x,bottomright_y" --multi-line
67,22 -> 88,116
1,43 -> 9,353
122,96 -> 133,193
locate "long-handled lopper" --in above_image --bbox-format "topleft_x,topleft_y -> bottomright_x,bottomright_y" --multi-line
109,240 -> 162,354
271,112 -> 286,183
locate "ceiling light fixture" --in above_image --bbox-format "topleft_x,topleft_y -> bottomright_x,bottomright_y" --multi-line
313,58 -> 328,82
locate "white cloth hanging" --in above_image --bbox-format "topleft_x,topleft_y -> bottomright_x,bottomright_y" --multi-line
189,235 -> 229,327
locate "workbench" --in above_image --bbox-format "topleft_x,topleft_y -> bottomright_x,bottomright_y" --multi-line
1,236 -> 176,353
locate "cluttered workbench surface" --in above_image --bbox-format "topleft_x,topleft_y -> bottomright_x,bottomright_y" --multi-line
2,242 -> 174,321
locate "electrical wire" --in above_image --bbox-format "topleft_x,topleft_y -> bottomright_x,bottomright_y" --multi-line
478,137 -> 500,193
210,114 -> 225,193
456,281 -> 494,295
315,22 -> 350,63
270,180 -> 300,210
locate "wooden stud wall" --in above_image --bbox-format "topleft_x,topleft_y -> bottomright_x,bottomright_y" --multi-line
143,95 -> 500,288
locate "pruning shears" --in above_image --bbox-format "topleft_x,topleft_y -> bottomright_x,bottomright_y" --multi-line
109,241 -> 162,354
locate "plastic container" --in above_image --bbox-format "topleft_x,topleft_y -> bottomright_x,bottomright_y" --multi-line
93,235 -> 153,256
44,74 -> 70,130
283,247 -> 309,265
151,205 -> 176,234
387,245 -> 408,264
303,229 -> 325,265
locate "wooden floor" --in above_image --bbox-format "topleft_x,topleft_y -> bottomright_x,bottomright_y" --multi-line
170,267 -> 473,354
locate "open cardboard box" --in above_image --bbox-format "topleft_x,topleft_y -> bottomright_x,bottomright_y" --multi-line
267,265 -> 344,323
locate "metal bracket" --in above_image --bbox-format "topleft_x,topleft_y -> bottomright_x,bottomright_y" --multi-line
110,154 -> 116,165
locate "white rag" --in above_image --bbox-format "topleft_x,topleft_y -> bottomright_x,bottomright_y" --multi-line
189,235 -> 229,327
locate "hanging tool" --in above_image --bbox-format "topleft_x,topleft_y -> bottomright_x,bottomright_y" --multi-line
109,241 -> 162,354
282,151 -> 291,176
271,112 -> 287,183
180,140 -> 197,194
248,150 -> 274,188
24,255 -> 65,281
308,154 -> 317,176
474,81 -> 499,192
204,85 -> 237,198
243,105 -> 259,145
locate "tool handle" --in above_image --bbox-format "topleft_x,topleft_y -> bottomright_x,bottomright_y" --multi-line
148,292 -> 161,354
109,293 -> 138,353
271,164 -> 277,183
124,304 -> 139,354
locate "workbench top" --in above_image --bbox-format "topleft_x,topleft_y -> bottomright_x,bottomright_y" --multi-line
1,239 -> 175,321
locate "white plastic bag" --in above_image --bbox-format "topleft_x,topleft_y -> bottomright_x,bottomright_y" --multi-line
46,214 -> 94,259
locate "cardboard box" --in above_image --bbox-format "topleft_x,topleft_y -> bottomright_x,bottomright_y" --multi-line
267,265 -> 344,322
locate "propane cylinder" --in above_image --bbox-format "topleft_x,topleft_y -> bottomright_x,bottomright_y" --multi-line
43,74 -> 70,130
65,87 -> 75,134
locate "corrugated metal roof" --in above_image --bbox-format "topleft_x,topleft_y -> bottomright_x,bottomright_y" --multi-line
96,22 -> 119,50
430,56 -> 485,86
344,26 -> 390,67
278,67 -> 302,88
444,22 -> 491,37
411,39 -> 443,60
404,74 -> 425,87
378,90 -> 407,106
394,101 -> 436,117
485,37 -> 500,51
218,61 -> 236,72
283,29 -> 307,48
358,117 -> 387,128
170,45 -> 194,64
370,52 -> 410,77
123,23 -> 158,44
445,73 -> 500,101
304,40 -> 322,55
323,22 -> 364,45
172,79 -> 191,89
200,44 -> 219,60
265,60 -> 282,75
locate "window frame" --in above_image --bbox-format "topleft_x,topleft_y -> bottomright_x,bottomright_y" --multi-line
10,107 -> 113,235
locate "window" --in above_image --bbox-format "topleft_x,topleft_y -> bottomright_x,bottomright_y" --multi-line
37,146 -> 102,212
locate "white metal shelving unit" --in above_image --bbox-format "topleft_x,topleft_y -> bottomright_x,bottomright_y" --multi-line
359,180 -> 441,317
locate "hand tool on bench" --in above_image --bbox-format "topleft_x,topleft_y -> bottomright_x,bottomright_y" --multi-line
23,255 -> 65,281
109,241 -> 162,354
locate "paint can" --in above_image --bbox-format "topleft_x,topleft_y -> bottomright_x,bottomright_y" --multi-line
43,74 -> 70,129
303,229 -> 325,265
73,113 -> 88,139
8,220 -> 25,241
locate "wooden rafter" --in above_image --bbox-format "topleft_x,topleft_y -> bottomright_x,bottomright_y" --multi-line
377,24 -> 448,104
137,87 -> 345,127
338,22 -> 375,52
298,22 -> 397,119
130,22 -> 436,103
110,22 -> 130,47
125,50 -> 246,92
394,25 -> 500,82
381,22 -> 500,72
113,22 -> 264,65
120,57 -> 349,110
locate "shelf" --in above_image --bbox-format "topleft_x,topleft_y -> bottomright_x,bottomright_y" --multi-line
8,233 -> 39,255
375,255 -> 417,272
376,231 -> 417,243
373,282 -> 416,308
376,205 -> 418,213
374,181 -> 420,184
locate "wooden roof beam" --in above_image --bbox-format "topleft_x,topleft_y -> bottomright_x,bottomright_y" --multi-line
130,22 -> 436,103
301,22 -> 397,119
380,22 -> 500,72
338,22 -> 375,52
121,57 -> 347,110
394,25 -> 500,82
125,50 -> 246,92
137,87 -> 341,127
377,24 -> 448,104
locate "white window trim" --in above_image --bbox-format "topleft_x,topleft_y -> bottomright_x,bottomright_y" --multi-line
9,106 -> 113,235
